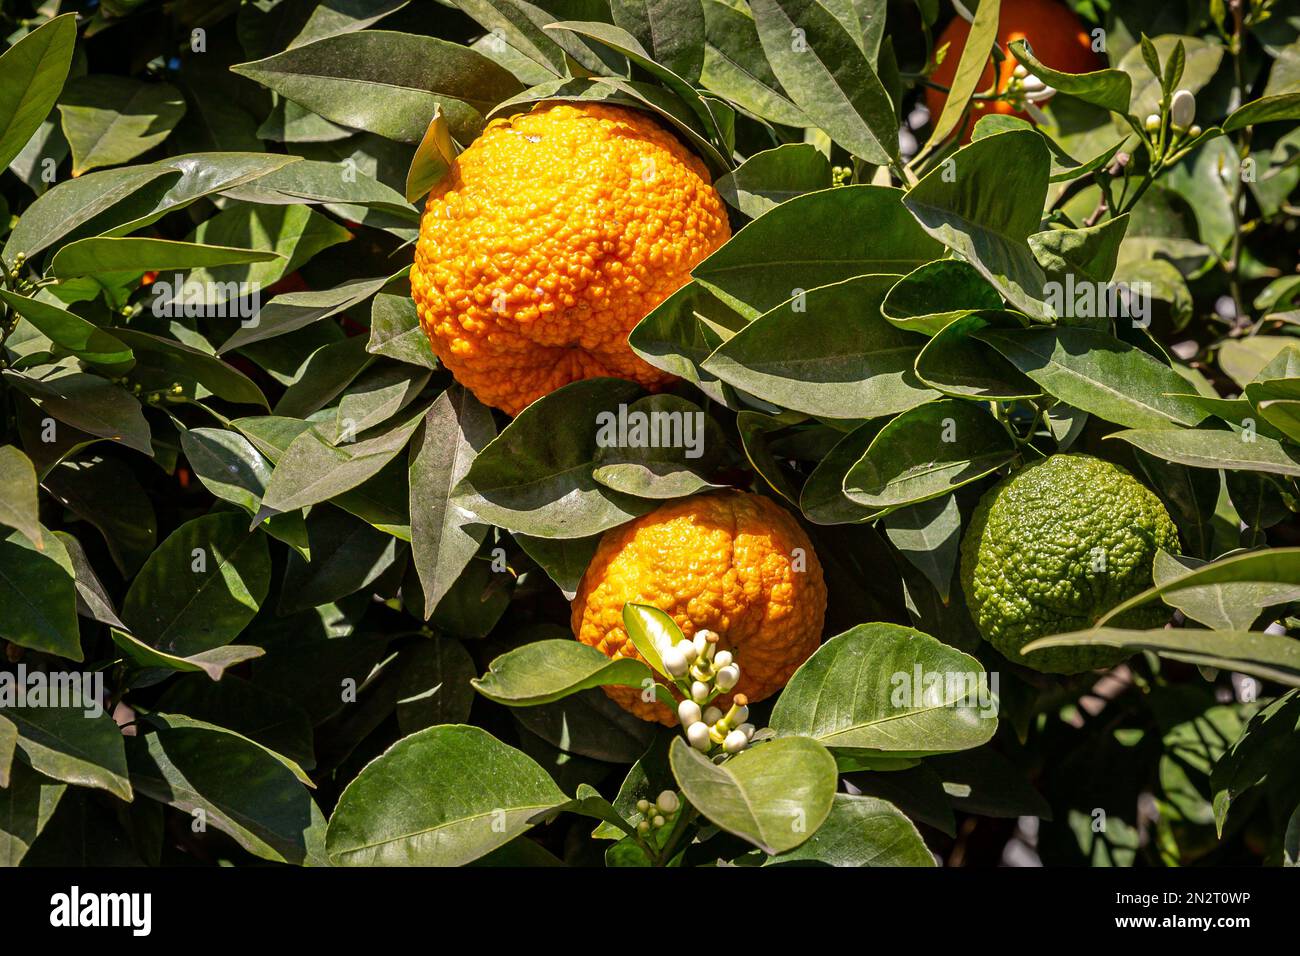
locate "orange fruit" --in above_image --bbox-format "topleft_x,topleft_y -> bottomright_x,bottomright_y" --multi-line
410,102 -> 731,416
926,0 -> 1100,137
571,491 -> 827,725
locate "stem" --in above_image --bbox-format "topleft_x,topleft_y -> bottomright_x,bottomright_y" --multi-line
654,804 -> 700,866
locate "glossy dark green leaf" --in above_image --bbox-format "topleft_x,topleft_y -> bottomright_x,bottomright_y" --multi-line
1108,428 -> 1300,478
749,0 -> 898,166
669,735 -> 837,854
843,399 -> 1016,508
977,327 -> 1208,429
474,640 -> 653,706
765,793 -> 934,866
454,378 -> 655,538
156,676 -> 316,771
326,724 -> 566,865
698,0 -> 809,127
704,275 -> 936,419
4,368 -> 152,455
1,704 -> 131,801
715,143 -> 832,218
0,760 -> 66,867
611,0 -> 706,83
395,638 -> 478,734
0,444 -> 42,547
119,512 -> 271,657
233,31 -> 523,142
57,75 -> 186,176
881,493 -> 961,604
903,129 -> 1051,318
1008,38 -> 1132,113
0,530 -> 80,659
770,622 -> 997,754
127,715 -> 325,865
0,14 -> 77,171
694,185 -> 943,317
881,259 -> 1004,336
914,311 -> 1039,399
367,293 -> 439,370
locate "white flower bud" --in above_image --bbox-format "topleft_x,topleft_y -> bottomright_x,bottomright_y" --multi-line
656,790 -> 680,815
703,706 -> 723,726
662,646 -> 690,677
687,720 -> 712,751
691,680 -> 710,703
737,722 -> 757,739
1020,74 -> 1045,93
674,639 -> 697,663
692,632 -> 711,658
1171,89 -> 1196,129
1013,64 -> 1029,79
713,650 -> 733,669
636,798 -> 651,814
677,700 -> 702,727
652,815 -> 666,828
723,729 -> 749,753
715,664 -> 740,691
1188,124 -> 1202,137
1024,83 -> 1056,104
1145,113 -> 1161,132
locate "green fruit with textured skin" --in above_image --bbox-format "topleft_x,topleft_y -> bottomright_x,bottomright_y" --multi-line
960,454 -> 1181,674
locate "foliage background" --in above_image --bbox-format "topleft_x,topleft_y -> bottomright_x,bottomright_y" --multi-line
0,0 -> 1298,867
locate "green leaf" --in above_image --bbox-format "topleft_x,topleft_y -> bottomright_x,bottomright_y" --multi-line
57,75 -> 186,176
405,104 -> 455,203
453,378 -> 655,538
473,640 -> 653,706
127,715 -> 325,865
0,289 -> 132,369
367,293 -> 439,369
749,0 -> 899,166
977,327 -> 1208,429
0,761 -> 66,867
1,704 -> 132,801
0,14 -> 77,172
0,445 -> 42,547
622,603 -> 683,682
590,394 -> 732,499
1107,428 -> 1300,477
259,407 -> 423,517
109,329 -> 270,409
881,493 -> 961,603
698,0 -> 810,128
3,368 -> 152,455
1,164 -> 181,262
1030,214 -> 1130,287
410,386 -> 495,617
219,272 -> 397,353
881,259 -> 1004,336
611,0 -> 707,83
923,0 -> 998,149
765,793 -> 935,866
232,31 -> 523,143
1097,547 -> 1300,626
119,512 -> 271,657
693,185 -> 942,317
702,274 -> 937,419
1024,628 -> 1300,688
1223,92 -> 1300,132
50,236 -> 280,279
843,399 -> 1016,508
110,630 -> 266,682
769,622 -> 997,754
326,725 -> 567,865
913,311 -> 1039,399
714,143 -> 832,218
1008,38 -> 1132,113
669,735 -> 837,854
1153,550 -> 1300,631
1120,35 -> 1222,121
903,129 -> 1051,318
1210,692 -> 1300,835
395,638 -> 478,734
0,529 -> 81,660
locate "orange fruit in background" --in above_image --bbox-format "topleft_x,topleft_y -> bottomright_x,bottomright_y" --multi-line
925,0 -> 1100,135
410,102 -> 731,417
571,491 -> 827,725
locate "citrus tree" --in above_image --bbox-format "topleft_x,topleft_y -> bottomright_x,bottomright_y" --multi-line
1,0 -> 1298,868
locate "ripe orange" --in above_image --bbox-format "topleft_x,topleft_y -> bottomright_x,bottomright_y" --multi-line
410,102 -> 731,416
571,491 -> 827,725
925,0 -> 1100,136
